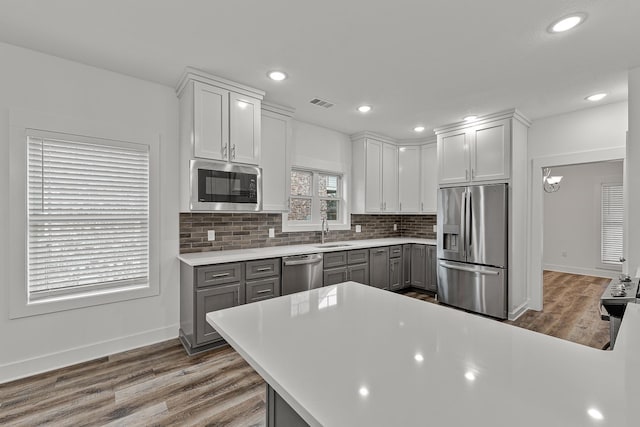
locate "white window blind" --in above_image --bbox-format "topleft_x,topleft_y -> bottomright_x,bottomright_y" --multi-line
601,184 -> 623,265
27,131 -> 150,302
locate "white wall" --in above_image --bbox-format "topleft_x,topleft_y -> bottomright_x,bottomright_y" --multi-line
0,43 -> 179,382
543,161 -> 623,278
529,101 -> 628,159
527,102 -> 628,310
628,67 -> 640,275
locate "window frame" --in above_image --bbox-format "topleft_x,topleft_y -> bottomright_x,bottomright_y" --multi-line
9,110 -> 160,319
282,167 -> 350,232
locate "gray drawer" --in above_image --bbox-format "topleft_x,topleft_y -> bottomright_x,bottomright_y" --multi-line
347,249 -> 369,265
246,277 -> 281,303
246,258 -> 280,280
389,245 -> 402,259
323,251 -> 347,268
323,267 -> 348,286
196,263 -> 243,288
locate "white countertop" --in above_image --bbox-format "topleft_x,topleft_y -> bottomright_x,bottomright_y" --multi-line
178,238 -> 436,266
208,282 -> 639,426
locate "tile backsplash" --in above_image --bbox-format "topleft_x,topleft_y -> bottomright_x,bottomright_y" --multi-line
180,213 -> 437,254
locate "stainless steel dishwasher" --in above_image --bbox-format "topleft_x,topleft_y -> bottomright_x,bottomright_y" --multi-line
281,254 -> 324,295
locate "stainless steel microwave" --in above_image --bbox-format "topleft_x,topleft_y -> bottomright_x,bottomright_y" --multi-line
190,159 -> 262,211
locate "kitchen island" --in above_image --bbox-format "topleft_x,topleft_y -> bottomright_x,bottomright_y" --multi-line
207,281 -> 637,426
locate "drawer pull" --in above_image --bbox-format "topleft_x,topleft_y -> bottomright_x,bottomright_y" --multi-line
256,289 -> 272,294
256,267 -> 272,272
211,272 -> 230,278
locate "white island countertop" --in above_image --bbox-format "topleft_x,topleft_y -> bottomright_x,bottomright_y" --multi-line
208,281 -> 639,426
179,237 -> 436,266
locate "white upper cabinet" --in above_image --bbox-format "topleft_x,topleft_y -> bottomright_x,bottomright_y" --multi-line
194,82 -> 229,161
261,103 -> 294,212
436,113 -> 518,186
420,143 -> 437,213
230,92 -> 261,165
364,138 -> 383,212
437,130 -> 469,185
352,134 -> 399,213
398,146 -> 421,213
470,118 -> 510,182
178,68 -> 264,166
382,142 -> 399,212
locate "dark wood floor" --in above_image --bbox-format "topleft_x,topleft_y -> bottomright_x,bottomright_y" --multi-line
505,270 -> 610,349
1,271 -> 610,426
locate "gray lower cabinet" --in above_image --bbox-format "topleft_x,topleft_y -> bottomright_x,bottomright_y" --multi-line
323,249 -> 369,286
411,244 -> 427,289
347,263 -> 369,284
389,257 -> 402,291
324,267 -> 348,286
402,244 -> 412,288
181,258 -> 280,354
369,247 -> 390,289
426,245 -> 438,292
195,283 -> 244,345
246,276 -> 281,303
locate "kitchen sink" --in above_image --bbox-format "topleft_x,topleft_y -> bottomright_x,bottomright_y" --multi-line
313,243 -> 353,248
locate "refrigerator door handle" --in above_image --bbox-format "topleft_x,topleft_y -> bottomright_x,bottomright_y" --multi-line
439,261 -> 501,276
466,190 -> 472,253
460,190 -> 466,259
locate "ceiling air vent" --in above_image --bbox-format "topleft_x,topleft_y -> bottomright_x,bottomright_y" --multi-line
309,98 -> 335,108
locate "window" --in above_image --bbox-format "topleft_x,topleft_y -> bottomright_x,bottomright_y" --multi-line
601,183 -> 623,266
284,168 -> 348,231
26,130 -> 151,303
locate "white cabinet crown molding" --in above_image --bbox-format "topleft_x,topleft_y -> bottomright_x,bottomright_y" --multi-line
261,101 -> 295,117
176,66 -> 265,100
434,108 -> 531,135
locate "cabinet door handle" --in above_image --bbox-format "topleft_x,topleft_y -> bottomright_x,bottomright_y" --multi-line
400,202 -> 402,211
212,272 -> 230,278
471,168 -> 474,179
384,202 -> 387,210
232,144 -> 236,160
421,202 -> 424,211
256,289 -> 272,294
223,145 -> 228,159
374,249 -> 386,254
256,267 -> 272,272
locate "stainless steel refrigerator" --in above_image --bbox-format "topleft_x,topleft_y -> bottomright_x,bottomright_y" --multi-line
437,183 -> 508,319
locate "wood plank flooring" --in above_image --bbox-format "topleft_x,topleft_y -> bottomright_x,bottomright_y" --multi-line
404,270 -> 611,349
1,271 -> 610,426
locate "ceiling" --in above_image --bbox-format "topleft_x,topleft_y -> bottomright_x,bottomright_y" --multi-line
0,0 -> 637,140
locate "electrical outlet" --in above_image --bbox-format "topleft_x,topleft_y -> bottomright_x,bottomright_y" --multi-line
207,230 -> 215,241
268,228 -> 275,238
393,224 -> 397,231
355,225 -> 362,233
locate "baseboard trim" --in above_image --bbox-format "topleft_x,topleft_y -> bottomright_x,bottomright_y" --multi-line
509,300 -> 530,321
0,324 -> 178,383
543,264 -> 618,279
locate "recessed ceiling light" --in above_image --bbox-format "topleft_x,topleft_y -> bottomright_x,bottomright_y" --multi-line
357,105 -> 372,113
268,71 -> 287,81
463,115 -> 478,122
414,126 -> 425,132
586,93 -> 607,102
548,13 -> 587,33
464,371 -> 476,381
587,408 -> 604,420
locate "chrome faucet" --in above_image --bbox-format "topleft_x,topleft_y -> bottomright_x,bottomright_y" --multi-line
321,218 -> 329,244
